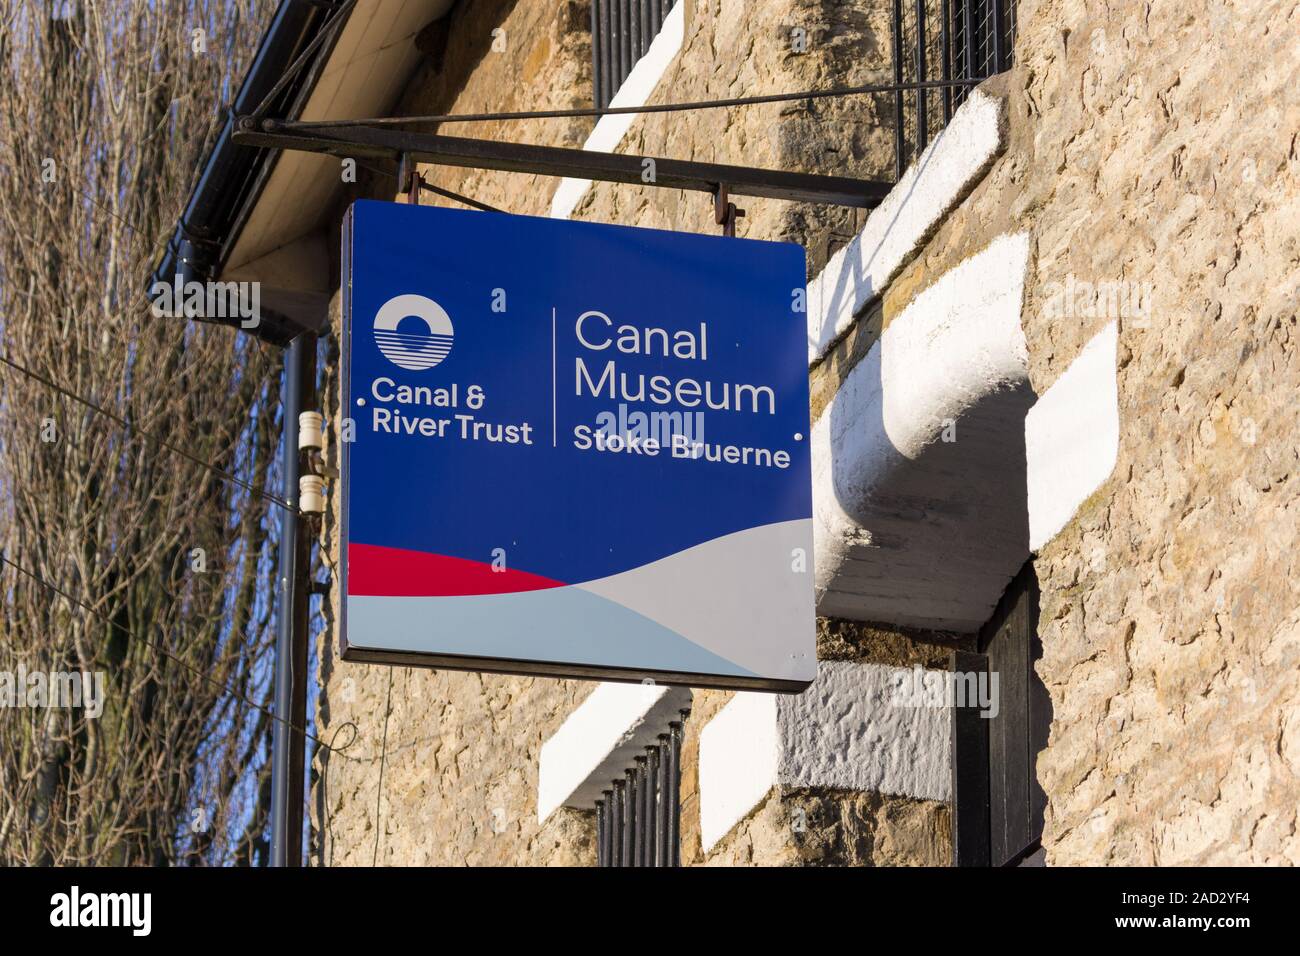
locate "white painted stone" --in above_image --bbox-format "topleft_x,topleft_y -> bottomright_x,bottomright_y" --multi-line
807,87 -> 1006,364
537,681 -> 691,821
549,3 -> 685,220
699,661 -> 952,852
698,692 -> 779,853
812,233 -> 1035,632
1026,321 -> 1120,551
777,661 -> 950,799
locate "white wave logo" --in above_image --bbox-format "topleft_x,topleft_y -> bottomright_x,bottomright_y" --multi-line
373,294 -> 454,371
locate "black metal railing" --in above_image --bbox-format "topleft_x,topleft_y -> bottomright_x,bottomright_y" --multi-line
594,711 -> 687,866
591,0 -> 679,110
893,0 -> 1017,178
588,1 -> 1016,185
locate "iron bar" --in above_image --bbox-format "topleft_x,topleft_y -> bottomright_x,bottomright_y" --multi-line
590,728 -> 688,867
592,0 -> 605,109
613,0 -> 624,93
667,720 -> 683,867
964,0 -> 977,86
234,119 -> 893,208
915,0 -> 929,154
891,0 -> 905,180
644,746 -> 659,867
280,77 -> 986,130
622,0 -> 634,85
621,770 -> 635,866
611,781 -> 624,867
626,765 -> 638,866
941,0 -> 953,122
993,0 -> 1007,72
634,756 -> 648,865
640,0 -> 652,59
599,0 -> 613,109
353,157 -> 501,212
602,789 -> 614,866
596,799 -> 606,866
656,734 -> 670,866
628,0 -> 640,71
415,175 -> 504,213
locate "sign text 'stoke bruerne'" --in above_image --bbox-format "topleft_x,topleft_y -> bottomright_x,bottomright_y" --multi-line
340,201 -> 814,691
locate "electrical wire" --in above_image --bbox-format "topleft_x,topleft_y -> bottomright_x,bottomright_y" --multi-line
0,550 -> 344,756
371,665 -> 394,866
280,76 -> 985,130
0,135 -> 152,241
248,0 -> 360,121
0,136 -> 303,515
0,62 -> 363,842
0,351 -> 301,516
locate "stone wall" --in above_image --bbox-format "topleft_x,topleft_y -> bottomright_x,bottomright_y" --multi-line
831,0 -> 1300,863
311,0 -> 914,866
312,0 -> 1300,867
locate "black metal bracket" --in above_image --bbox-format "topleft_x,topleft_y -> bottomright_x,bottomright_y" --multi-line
232,116 -> 893,209
713,185 -> 745,237
396,152 -> 419,205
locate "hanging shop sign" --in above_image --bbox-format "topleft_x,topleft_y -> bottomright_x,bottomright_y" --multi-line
340,200 -> 814,691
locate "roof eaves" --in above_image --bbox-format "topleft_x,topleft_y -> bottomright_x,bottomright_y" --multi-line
149,0 -> 356,345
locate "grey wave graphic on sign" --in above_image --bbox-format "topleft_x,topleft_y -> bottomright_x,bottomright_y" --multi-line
373,293 -> 454,371
347,588 -> 758,679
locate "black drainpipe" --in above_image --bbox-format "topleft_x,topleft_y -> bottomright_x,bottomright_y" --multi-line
149,0 -> 354,866
270,332 -> 317,867
150,0 -> 346,345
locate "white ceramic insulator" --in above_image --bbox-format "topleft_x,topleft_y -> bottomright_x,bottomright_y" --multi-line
299,475 -> 326,514
298,411 -> 324,451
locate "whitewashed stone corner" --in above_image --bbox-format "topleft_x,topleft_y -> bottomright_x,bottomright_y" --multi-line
1025,321 -> 1121,551
698,661 -> 951,854
812,232 -> 1035,632
538,681 -> 691,822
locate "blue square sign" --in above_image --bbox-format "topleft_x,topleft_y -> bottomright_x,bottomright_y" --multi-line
340,200 -> 815,691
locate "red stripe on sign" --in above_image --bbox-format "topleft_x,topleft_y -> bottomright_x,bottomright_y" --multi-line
347,543 -> 566,596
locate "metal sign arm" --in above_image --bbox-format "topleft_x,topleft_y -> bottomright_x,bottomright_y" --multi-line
232,116 -> 893,209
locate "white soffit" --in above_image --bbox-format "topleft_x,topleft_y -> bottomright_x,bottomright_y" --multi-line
806,87 -> 1006,366
538,682 -> 691,822
811,232 -> 1034,632
699,661 -> 951,853
549,1 -> 686,220
225,0 -> 456,276
1026,321 -> 1120,551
